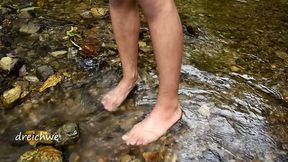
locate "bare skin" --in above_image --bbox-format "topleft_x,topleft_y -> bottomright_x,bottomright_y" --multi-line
102,0 -> 183,145
101,0 -> 139,111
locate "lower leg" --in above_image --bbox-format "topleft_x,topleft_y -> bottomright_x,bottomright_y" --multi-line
122,0 -> 183,145
102,0 -> 140,111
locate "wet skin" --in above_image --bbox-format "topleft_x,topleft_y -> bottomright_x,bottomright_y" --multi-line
101,0 -> 183,145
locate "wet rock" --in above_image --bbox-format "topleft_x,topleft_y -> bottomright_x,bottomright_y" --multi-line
67,47 -> 78,59
18,65 -> 27,77
19,6 -> 39,13
50,50 -> 67,58
18,146 -> 62,162
236,0 -> 247,3
164,151 -> 177,162
55,123 -> 80,146
271,64 -> 277,69
24,76 -> 39,82
20,90 -> 29,99
80,11 -> 93,19
138,41 -> 147,48
36,65 -> 54,81
143,151 -> 159,162
24,130 -> 54,147
50,61 -> 60,70
39,74 -> 62,92
0,56 -> 13,71
1,85 -> 22,107
79,58 -> 106,71
275,50 -> 288,60
19,22 -> 40,34
81,43 -> 98,56
120,155 -> 141,162
90,8 -> 108,17
230,65 -> 240,72
138,41 -> 151,53
198,104 -> 211,117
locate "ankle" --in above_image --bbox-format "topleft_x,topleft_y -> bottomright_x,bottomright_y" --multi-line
123,73 -> 138,83
155,100 -> 180,112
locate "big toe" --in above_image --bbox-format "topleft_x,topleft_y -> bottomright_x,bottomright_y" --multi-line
122,134 -> 129,141
122,128 -> 140,145
122,128 -> 135,141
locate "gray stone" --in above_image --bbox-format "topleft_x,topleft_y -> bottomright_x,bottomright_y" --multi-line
36,65 -> 54,81
19,22 -> 40,34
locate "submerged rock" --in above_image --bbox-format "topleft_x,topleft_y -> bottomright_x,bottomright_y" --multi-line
143,151 -> 159,162
0,56 -> 13,71
36,65 -> 54,81
79,58 -> 106,71
120,155 -> 141,162
24,130 -> 54,147
81,43 -> 98,56
17,146 -> 62,162
19,22 -> 40,34
80,11 -> 93,19
55,123 -> 80,146
1,85 -> 22,107
90,8 -> 108,17
275,50 -> 288,60
39,74 -> 62,92
50,50 -> 67,58
24,76 -> 40,83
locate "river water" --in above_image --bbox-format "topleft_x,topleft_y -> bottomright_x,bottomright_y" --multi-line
0,0 -> 287,161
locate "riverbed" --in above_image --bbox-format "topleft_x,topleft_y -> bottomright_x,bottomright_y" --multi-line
0,0 -> 287,161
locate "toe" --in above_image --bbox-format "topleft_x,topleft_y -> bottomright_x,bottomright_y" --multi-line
122,122 -> 141,140
122,133 -> 129,141
136,137 -> 144,146
122,127 -> 135,141
125,127 -> 141,145
126,132 -> 137,145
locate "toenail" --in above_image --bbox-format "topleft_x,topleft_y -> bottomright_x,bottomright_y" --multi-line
122,135 -> 128,140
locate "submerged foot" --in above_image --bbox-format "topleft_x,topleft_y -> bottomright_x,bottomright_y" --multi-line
101,76 -> 138,111
122,103 -> 182,145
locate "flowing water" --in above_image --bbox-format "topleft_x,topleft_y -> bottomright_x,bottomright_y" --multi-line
0,0 -> 287,161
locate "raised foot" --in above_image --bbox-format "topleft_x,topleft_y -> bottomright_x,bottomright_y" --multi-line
122,104 -> 182,145
101,76 -> 138,112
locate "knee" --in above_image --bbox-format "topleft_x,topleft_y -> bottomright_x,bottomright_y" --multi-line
138,0 -> 174,20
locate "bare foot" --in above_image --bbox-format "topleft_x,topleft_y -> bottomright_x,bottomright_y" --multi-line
122,103 -> 182,145
101,76 -> 138,111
